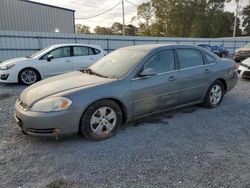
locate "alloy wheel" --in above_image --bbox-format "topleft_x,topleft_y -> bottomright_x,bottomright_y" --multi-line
90,107 -> 117,136
209,84 -> 222,105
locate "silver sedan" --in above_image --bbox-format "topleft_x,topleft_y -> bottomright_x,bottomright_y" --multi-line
15,44 -> 238,140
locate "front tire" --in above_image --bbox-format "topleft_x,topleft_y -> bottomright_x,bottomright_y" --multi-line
80,99 -> 123,141
203,80 -> 225,108
18,68 -> 40,85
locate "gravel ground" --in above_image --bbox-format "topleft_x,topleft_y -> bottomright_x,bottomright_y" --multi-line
1,79 -> 250,188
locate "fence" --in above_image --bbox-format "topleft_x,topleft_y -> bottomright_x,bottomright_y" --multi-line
1,30 -> 250,62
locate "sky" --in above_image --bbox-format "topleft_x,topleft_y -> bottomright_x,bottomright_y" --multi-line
32,0 -> 249,31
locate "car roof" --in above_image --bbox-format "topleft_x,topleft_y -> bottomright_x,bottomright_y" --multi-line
50,43 -> 102,49
119,44 -> 202,52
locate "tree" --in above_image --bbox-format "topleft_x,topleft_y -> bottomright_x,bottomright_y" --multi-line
137,2 -> 154,36
135,0 -> 239,37
242,5 -> 250,36
125,24 -> 137,36
75,24 -> 91,34
94,26 -> 113,35
111,22 -> 123,35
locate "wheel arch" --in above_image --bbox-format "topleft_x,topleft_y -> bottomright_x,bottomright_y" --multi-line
216,78 -> 227,92
18,67 -> 42,83
80,97 -> 128,125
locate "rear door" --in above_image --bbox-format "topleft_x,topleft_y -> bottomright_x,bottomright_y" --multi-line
40,46 -> 73,78
176,48 -> 208,104
130,50 -> 180,117
71,46 -> 101,70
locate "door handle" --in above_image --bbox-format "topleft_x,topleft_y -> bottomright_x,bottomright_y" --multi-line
168,76 -> 177,81
204,69 -> 211,73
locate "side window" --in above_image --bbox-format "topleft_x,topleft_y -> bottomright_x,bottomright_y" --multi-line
42,47 -> 71,59
143,50 -> 175,74
92,48 -> 101,55
204,53 -> 216,64
73,46 -> 89,56
177,49 -> 204,69
88,48 -> 96,55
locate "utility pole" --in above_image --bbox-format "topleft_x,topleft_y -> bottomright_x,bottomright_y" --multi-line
122,0 -> 125,36
233,0 -> 239,37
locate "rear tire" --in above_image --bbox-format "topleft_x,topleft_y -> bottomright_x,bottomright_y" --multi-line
80,99 -> 123,141
203,80 -> 225,108
18,68 -> 40,85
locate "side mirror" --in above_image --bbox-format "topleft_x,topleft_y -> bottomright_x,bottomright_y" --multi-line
47,54 -> 54,62
139,68 -> 157,77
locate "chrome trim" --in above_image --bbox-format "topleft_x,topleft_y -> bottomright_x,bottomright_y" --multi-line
178,63 -> 216,71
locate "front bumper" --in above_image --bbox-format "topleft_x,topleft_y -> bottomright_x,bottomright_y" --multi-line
0,70 -> 18,83
233,54 -> 250,62
14,101 -> 83,137
238,65 -> 250,78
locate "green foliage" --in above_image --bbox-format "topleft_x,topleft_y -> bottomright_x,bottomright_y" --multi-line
242,5 -> 250,36
75,24 -> 91,34
136,0 -> 242,37
94,26 -> 113,35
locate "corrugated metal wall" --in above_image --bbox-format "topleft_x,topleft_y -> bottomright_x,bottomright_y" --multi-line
0,0 -> 74,33
0,30 -> 250,62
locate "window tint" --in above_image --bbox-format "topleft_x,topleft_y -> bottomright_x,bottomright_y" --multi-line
92,48 -> 101,54
177,49 -> 204,69
73,47 -> 100,56
73,46 -> 89,56
43,47 -> 71,59
204,53 -> 216,64
143,50 -> 175,74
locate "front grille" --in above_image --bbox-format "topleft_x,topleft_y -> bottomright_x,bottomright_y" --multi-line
243,71 -> 250,77
18,99 -> 28,110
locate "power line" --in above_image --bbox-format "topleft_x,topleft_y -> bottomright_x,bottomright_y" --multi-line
125,0 -> 138,7
75,1 -> 121,20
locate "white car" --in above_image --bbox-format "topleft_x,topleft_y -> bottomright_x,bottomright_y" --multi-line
0,44 -> 106,85
238,58 -> 250,78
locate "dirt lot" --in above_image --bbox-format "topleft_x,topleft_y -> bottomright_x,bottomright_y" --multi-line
1,79 -> 250,188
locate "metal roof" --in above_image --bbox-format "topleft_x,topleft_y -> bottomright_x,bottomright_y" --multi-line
20,0 -> 75,12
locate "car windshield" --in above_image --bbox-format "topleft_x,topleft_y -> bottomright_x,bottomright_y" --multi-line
28,46 -> 53,58
89,49 -> 147,79
243,43 -> 250,48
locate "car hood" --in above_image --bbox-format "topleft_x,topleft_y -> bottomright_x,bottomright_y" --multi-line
242,58 -> 250,66
236,48 -> 250,52
20,71 -> 115,107
0,57 -> 29,66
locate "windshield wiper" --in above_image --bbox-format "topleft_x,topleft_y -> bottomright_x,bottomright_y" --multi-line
80,68 -> 108,78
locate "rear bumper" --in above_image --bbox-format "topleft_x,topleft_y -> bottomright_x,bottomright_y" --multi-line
14,101 -> 83,137
226,72 -> 238,92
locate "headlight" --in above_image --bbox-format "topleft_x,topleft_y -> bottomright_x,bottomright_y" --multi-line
0,64 -> 15,71
31,97 -> 72,112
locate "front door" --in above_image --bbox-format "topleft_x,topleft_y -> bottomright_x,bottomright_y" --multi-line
130,50 -> 180,118
40,46 -> 73,78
